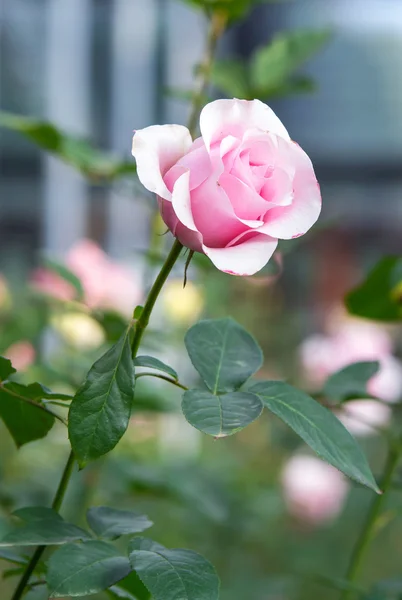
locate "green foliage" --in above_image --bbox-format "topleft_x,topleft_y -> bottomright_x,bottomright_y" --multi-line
182,389 -> 263,436
185,318 -> 263,394
68,328 -> 135,466
116,571 -> 151,600
47,540 -> 131,597
250,29 -> 330,94
250,380 -> 380,492
211,29 -> 330,100
0,507 -> 91,546
323,361 -> 380,403
0,382 -> 56,447
87,507 -> 153,540
0,356 -> 16,382
345,256 -> 402,321
128,537 -> 220,600
0,111 -> 136,182
134,356 -> 178,381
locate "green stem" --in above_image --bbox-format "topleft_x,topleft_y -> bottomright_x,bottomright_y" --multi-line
131,239 -> 183,358
340,446 -> 401,600
131,10 -> 227,358
136,371 -> 188,391
10,450 -> 75,600
0,383 -> 67,427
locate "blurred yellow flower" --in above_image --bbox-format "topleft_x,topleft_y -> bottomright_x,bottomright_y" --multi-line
162,279 -> 204,324
0,275 -> 11,310
52,312 -> 105,350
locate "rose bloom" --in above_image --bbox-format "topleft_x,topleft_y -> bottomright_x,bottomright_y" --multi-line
132,99 -> 321,276
32,239 -> 142,317
281,454 -> 349,525
4,341 -> 35,371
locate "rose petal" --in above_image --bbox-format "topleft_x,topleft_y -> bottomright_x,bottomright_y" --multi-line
200,99 -> 290,152
260,141 -> 321,239
132,124 -> 192,199
171,171 -> 197,231
203,234 -> 278,276
191,174 -> 249,247
158,197 -> 203,252
219,172 -> 268,221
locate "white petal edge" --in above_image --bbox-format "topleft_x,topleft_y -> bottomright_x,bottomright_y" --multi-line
132,124 -> 192,200
203,234 -> 278,276
200,99 -> 290,152
171,170 -> 197,231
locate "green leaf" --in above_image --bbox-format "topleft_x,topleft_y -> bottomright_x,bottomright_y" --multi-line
0,382 -> 55,447
94,310 -> 129,343
12,382 -> 72,402
107,587 -> 139,600
129,537 -> 220,600
134,356 -> 178,381
324,361 -> 380,403
252,75 -> 316,100
250,380 -> 380,492
68,328 -> 135,466
210,60 -> 250,98
87,507 -> 153,540
345,256 -> 402,321
250,29 -> 331,92
0,111 -> 136,181
182,389 -> 263,437
47,540 -> 131,597
0,356 -> 16,382
0,507 -> 91,546
185,318 -> 263,394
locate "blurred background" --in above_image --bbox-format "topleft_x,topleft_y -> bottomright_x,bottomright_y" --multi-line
1,1 -> 402,599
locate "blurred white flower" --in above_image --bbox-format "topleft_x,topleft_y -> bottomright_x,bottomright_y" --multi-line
281,454 -> 349,525
339,400 -> 391,436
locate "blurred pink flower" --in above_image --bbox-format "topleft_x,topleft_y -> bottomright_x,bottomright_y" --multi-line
300,317 -> 402,435
31,239 -> 142,317
5,341 -> 35,371
281,454 -> 348,525
300,319 -> 402,401
31,268 -> 76,302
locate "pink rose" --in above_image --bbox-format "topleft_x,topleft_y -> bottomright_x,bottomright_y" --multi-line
31,268 -> 76,302
132,99 -> 321,276
281,454 -> 349,525
5,341 -> 35,372
31,239 -> 142,317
